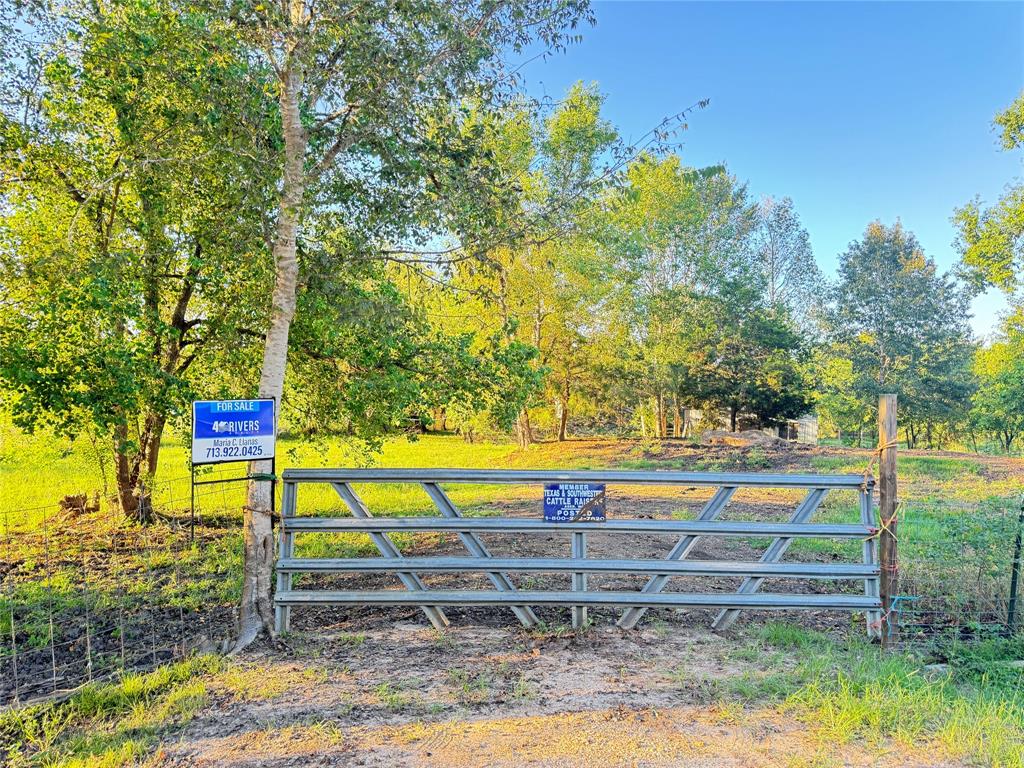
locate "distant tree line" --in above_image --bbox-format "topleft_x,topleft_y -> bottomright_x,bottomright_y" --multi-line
412,89 -> 1024,456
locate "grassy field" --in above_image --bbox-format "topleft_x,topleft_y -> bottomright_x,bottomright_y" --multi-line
5,421 -> 1022,521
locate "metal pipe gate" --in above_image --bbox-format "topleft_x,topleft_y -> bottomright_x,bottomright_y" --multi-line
273,469 -> 881,637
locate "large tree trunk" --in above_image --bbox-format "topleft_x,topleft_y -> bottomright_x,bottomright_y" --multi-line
113,428 -> 141,521
654,392 -> 667,438
236,55 -> 306,649
112,418 -> 164,525
730,406 -> 738,433
672,395 -> 682,438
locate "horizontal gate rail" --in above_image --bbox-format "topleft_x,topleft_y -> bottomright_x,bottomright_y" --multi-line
282,517 -> 870,538
275,590 -> 879,611
276,556 -> 876,578
284,468 -> 865,489
273,467 -> 880,636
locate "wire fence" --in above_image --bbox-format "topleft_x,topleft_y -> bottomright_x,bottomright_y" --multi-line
891,495 -> 1024,649
1,467 -> 1021,707
1,473 -> 253,707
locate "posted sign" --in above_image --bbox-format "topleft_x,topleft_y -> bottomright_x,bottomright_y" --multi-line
192,399 -> 276,465
543,483 -> 606,523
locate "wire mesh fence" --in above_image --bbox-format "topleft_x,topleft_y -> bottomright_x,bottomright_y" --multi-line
1,463 -> 1021,707
1,473 -> 250,706
891,494 -> 1024,649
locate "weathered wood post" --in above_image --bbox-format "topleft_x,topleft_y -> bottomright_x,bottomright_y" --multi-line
878,394 -> 899,647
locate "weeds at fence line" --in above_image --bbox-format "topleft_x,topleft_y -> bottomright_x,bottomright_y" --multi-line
892,495 -> 1024,650
1,475 -> 250,707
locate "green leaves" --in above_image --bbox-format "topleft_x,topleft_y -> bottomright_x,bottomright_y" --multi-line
970,308 -> 1024,451
825,221 -> 975,445
954,94 -> 1024,299
0,0 -> 276,498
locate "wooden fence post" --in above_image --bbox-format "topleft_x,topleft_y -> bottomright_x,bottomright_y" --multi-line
878,394 -> 898,647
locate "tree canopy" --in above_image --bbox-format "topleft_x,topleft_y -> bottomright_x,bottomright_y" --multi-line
955,93 -> 1024,299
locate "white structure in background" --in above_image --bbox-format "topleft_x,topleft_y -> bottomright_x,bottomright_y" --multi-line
684,409 -> 818,444
773,414 -> 818,444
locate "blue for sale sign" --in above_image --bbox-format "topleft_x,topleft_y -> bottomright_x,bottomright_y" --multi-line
191,399 -> 276,465
543,483 -> 607,523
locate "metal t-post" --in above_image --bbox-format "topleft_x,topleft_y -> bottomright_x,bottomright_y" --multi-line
1007,495 -> 1024,633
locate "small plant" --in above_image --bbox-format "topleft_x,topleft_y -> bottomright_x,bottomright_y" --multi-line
431,628 -> 456,650
709,700 -> 744,724
216,665 -> 291,701
510,675 -> 537,701
745,446 -> 771,469
755,622 -> 828,650
337,632 -> 367,648
527,619 -> 586,639
651,619 -> 671,639
373,682 -> 410,712
664,666 -> 690,685
447,668 -> 492,705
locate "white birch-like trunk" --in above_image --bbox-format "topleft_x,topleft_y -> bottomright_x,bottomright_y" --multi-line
236,52 -> 306,648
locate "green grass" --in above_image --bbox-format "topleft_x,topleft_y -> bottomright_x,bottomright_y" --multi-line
808,452 -> 1024,507
0,655 -> 225,767
6,417 -> 1019,531
723,624 -> 1024,767
373,681 -> 418,712
810,454 -> 984,484
0,418 -> 533,528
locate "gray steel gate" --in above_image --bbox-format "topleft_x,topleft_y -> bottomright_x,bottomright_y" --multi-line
273,469 -> 881,637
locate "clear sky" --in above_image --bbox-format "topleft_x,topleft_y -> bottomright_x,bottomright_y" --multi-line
515,1 -> 1024,338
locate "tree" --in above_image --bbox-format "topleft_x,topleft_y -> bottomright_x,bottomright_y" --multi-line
813,355 -> 871,444
751,196 -> 824,331
0,0 -> 274,520
954,93 -> 1024,299
490,83 -> 617,443
671,281 -> 813,431
227,0 -> 594,645
605,156 -> 757,436
827,221 -> 975,447
971,309 -> 1024,453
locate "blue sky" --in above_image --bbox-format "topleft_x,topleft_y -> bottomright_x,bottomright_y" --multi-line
515,1 -> 1023,338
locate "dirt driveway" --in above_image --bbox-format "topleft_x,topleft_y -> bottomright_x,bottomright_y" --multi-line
157,621 -> 964,768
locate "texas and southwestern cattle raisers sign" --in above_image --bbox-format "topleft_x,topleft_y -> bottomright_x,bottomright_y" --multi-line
543,483 -> 607,522
191,399 -> 276,465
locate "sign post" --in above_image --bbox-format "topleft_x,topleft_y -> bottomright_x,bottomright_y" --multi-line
190,399 -> 277,542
